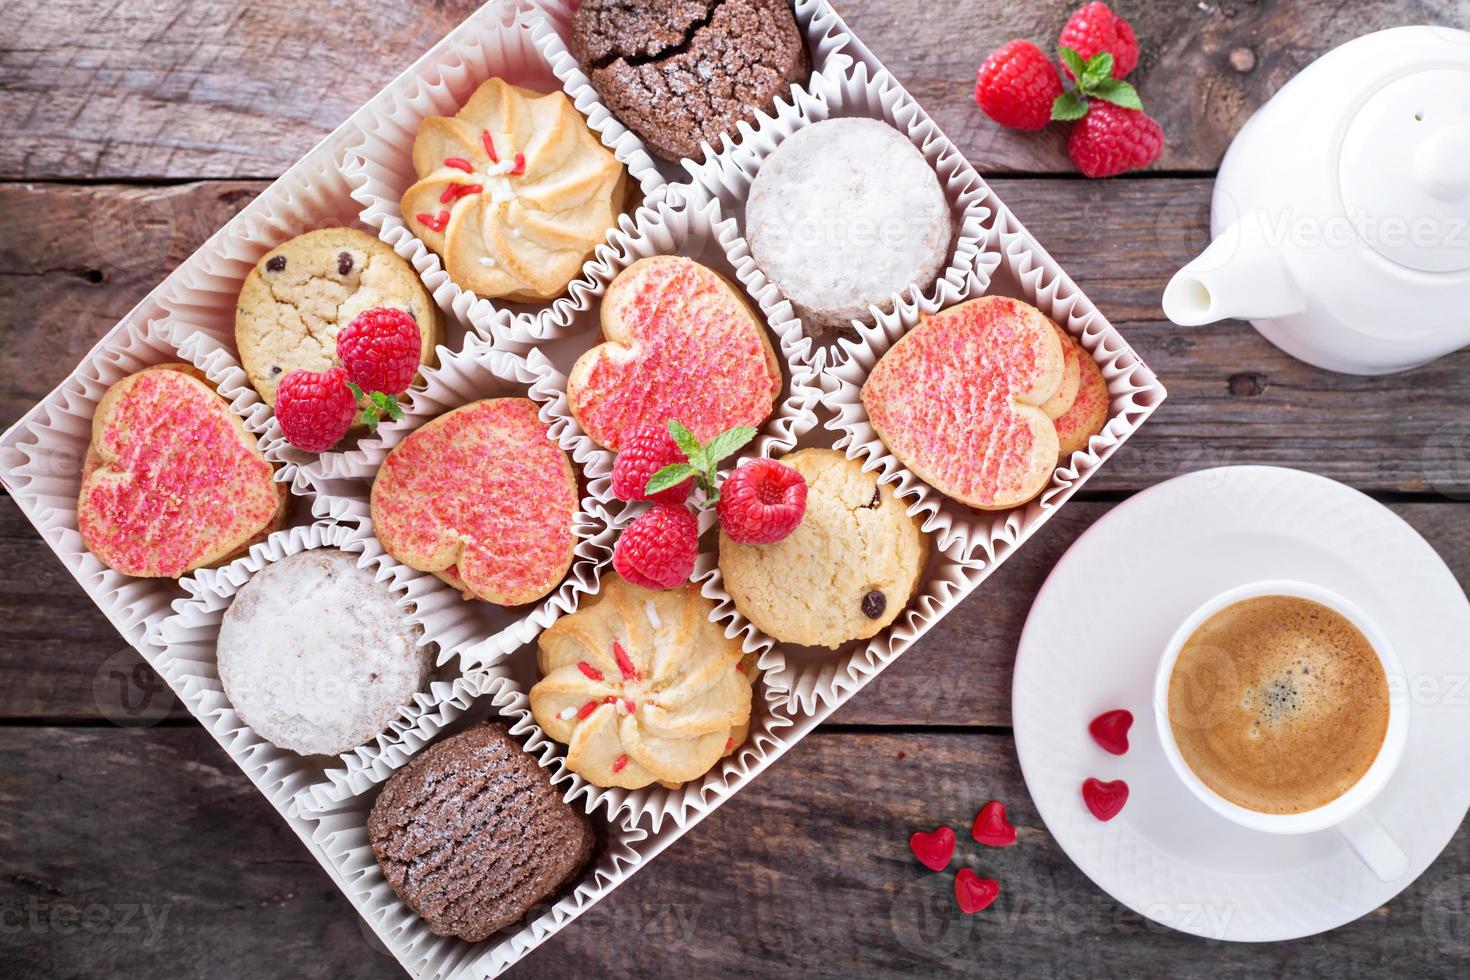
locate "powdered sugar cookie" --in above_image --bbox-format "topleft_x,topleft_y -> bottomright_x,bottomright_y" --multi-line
369,399 -> 577,606
1055,336 -> 1111,458
78,366 -> 283,578
567,255 -> 782,451
862,296 -> 1065,510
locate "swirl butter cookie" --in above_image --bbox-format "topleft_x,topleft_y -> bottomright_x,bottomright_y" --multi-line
719,449 -> 929,649
235,227 -> 441,406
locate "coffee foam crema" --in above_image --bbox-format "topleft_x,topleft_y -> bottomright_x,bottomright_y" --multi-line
1167,595 -> 1389,815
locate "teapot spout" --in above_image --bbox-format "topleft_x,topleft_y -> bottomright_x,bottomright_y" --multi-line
1163,210 -> 1304,327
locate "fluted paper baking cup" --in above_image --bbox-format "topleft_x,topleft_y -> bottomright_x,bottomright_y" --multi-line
0,317 -> 315,649
343,1 -> 664,347
825,215 -> 1165,567
300,673 -> 650,980
151,503 -> 521,818
501,188 -> 826,533
270,339 -> 619,669
692,57 -> 998,364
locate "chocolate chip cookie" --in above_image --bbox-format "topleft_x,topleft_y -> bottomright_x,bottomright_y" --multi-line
718,448 -> 930,649
572,0 -> 810,162
235,227 -> 442,406
367,724 -> 594,942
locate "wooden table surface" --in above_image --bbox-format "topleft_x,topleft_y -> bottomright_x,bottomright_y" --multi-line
4,1 -> 1470,977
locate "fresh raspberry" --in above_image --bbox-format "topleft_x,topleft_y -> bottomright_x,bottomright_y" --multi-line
611,424 -> 692,504
974,40 -> 1063,132
717,458 -> 807,544
613,503 -> 698,590
1067,101 -> 1163,178
336,307 -> 422,395
1059,2 -> 1140,79
276,367 -> 357,453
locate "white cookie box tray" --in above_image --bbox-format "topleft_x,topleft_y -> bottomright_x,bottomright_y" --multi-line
0,1 -> 1167,978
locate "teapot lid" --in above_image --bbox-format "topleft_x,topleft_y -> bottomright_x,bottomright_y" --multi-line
1339,68 -> 1470,274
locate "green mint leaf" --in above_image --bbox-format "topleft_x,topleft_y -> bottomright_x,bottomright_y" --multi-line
645,463 -> 697,496
1089,79 -> 1143,110
1057,46 -> 1087,82
346,381 -> 366,401
1051,92 -> 1089,121
385,399 -> 406,422
704,426 -> 757,466
359,404 -> 382,432
667,420 -> 703,460
1080,51 -> 1115,91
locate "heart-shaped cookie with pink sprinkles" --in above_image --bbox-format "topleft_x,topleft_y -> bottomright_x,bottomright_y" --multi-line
78,366 -> 283,578
862,296 -> 1066,510
567,255 -> 782,452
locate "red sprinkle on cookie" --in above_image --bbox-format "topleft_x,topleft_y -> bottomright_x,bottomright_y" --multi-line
1089,709 -> 1133,756
78,367 -> 282,578
568,256 -> 782,452
1055,336 -> 1111,459
972,801 -> 1017,847
1082,777 -> 1129,821
954,869 -> 1000,913
862,296 -> 1065,510
370,398 -> 578,605
908,825 -> 956,871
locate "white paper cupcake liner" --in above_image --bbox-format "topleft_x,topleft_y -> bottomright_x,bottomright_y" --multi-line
266,339 -> 618,669
300,672 -> 651,980
825,221 -> 1165,568
692,57 -> 998,365
503,187 -> 826,533
0,317 -> 317,649
343,1 -> 665,347
149,499 -> 492,819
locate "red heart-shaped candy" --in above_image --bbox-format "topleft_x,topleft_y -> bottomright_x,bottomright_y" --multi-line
908,825 -> 956,871
971,800 -> 1017,847
1089,709 -> 1133,755
1082,777 -> 1129,821
954,868 -> 1000,914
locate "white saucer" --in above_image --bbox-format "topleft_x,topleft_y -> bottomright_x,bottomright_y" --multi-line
1013,466 -> 1470,942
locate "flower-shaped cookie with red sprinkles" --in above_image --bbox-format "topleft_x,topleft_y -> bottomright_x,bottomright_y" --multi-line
566,254 -> 783,452
529,572 -> 753,789
862,296 -> 1066,511
79,365 -> 285,578
401,77 -> 628,303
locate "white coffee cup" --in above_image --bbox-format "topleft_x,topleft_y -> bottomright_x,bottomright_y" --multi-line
1153,580 -> 1410,881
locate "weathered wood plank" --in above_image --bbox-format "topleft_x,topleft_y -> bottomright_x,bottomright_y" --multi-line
6,178 -> 1470,495
4,726 -> 1468,979
2,1 -> 1466,179
7,495 -> 1467,727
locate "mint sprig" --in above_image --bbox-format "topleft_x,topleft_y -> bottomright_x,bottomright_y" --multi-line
346,381 -> 406,432
646,421 -> 757,506
1051,47 -> 1143,121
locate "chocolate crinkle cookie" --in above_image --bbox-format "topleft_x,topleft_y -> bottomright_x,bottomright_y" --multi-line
367,724 -> 594,942
572,0 -> 811,162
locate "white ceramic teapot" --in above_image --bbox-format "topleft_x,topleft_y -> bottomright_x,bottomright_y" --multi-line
1163,26 -> 1470,375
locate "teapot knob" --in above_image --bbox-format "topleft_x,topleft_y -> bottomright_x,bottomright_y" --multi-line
1415,121 -> 1470,201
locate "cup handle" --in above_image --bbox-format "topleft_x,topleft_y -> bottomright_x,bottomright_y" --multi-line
1337,809 -> 1409,881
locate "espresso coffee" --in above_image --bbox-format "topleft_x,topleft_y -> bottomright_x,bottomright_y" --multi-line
1167,595 -> 1389,815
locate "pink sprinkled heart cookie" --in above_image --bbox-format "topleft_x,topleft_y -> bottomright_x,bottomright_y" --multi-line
861,296 -> 1066,510
1055,335 -> 1111,458
1040,322 -> 1081,420
370,398 -> 578,606
78,366 -> 283,578
567,255 -> 782,451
